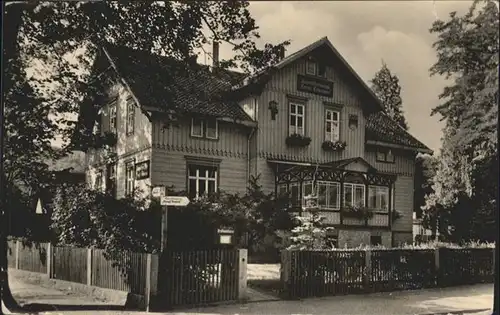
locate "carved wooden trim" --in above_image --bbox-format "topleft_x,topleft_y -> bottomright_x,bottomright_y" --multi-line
154,143 -> 247,159
286,93 -> 309,103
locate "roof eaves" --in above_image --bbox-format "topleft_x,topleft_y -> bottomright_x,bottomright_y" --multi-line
366,140 -> 433,155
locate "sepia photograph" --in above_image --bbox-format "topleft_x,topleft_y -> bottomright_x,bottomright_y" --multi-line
0,1 -> 498,314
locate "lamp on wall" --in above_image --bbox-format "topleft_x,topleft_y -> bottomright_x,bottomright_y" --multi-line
268,100 -> 278,120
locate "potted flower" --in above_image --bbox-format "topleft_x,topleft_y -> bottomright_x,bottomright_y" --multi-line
341,205 -> 374,220
285,133 -> 312,147
321,140 -> 347,152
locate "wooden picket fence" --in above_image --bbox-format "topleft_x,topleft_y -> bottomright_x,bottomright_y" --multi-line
281,247 -> 495,299
7,240 -> 247,311
7,241 -> 151,296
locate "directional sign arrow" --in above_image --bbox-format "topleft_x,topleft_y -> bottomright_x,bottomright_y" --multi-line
160,196 -> 190,207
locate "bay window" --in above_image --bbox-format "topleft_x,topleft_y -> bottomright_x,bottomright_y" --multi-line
368,185 -> 389,212
343,183 -> 365,207
317,181 -> 340,210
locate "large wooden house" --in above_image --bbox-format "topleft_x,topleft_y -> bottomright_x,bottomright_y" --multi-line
83,37 -> 432,248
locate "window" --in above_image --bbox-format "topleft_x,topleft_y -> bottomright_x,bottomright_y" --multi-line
205,119 -> 218,139
126,99 -> 135,135
370,235 -> 382,246
376,149 -> 395,163
317,181 -> 340,210
188,164 -> 218,199
289,102 -> 305,135
277,184 -> 288,196
318,63 -> 326,77
191,117 -> 218,139
109,104 -> 117,134
125,161 -> 135,196
344,183 -> 365,207
95,169 -> 103,192
325,109 -> 340,142
302,181 -> 314,208
289,182 -> 301,208
106,163 -> 116,197
306,60 -> 316,75
368,186 -> 389,212
95,113 -> 102,136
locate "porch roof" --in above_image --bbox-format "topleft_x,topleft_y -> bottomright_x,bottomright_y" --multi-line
268,158 -> 396,187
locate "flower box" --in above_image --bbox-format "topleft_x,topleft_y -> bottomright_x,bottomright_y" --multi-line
341,205 -> 374,220
321,140 -> 347,152
286,133 -> 312,147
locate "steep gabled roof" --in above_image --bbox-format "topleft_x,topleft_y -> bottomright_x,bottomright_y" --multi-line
263,37 -> 432,153
101,44 -> 253,123
366,112 -> 432,153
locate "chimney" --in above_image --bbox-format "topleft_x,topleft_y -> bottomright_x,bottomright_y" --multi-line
212,41 -> 219,68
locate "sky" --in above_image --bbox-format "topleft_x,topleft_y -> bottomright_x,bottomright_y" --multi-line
208,1 -> 473,153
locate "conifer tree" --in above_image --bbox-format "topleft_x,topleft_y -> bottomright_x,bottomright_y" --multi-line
370,61 -> 409,130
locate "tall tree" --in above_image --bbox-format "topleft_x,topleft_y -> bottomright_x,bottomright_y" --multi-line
370,61 -> 409,130
1,1 -> 290,311
423,0 -> 499,243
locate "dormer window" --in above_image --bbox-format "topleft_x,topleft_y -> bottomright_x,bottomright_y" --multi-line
191,117 -> 218,140
306,60 -> 317,75
376,149 -> 396,163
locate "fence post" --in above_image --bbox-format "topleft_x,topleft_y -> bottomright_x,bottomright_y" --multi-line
87,248 -> 92,286
238,248 -> 248,301
434,247 -> 441,287
364,249 -> 372,292
145,253 -> 159,312
46,243 -> 52,277
15,240 -> 20,270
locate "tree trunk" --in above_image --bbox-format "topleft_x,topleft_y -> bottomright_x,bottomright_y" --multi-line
1,2 -> 29,313
0,237 -> 24,313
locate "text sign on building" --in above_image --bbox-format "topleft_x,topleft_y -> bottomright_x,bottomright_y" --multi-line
297,74 -> 334,97
135,160 -> 150,180
160,196 -> 190,207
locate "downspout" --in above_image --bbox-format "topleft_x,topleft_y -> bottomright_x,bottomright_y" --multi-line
247,126 -> 256,183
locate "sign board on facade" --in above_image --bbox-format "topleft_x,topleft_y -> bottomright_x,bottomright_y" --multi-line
297,74 -> 334,97
160,196 -> 190,207
151,186 -> 166,198
135,160 -> 150,180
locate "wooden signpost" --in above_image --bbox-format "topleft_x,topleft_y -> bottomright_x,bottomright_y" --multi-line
159,194 -> 190,252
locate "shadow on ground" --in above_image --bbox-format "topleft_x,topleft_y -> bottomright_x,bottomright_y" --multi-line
21,303 -> 128,313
